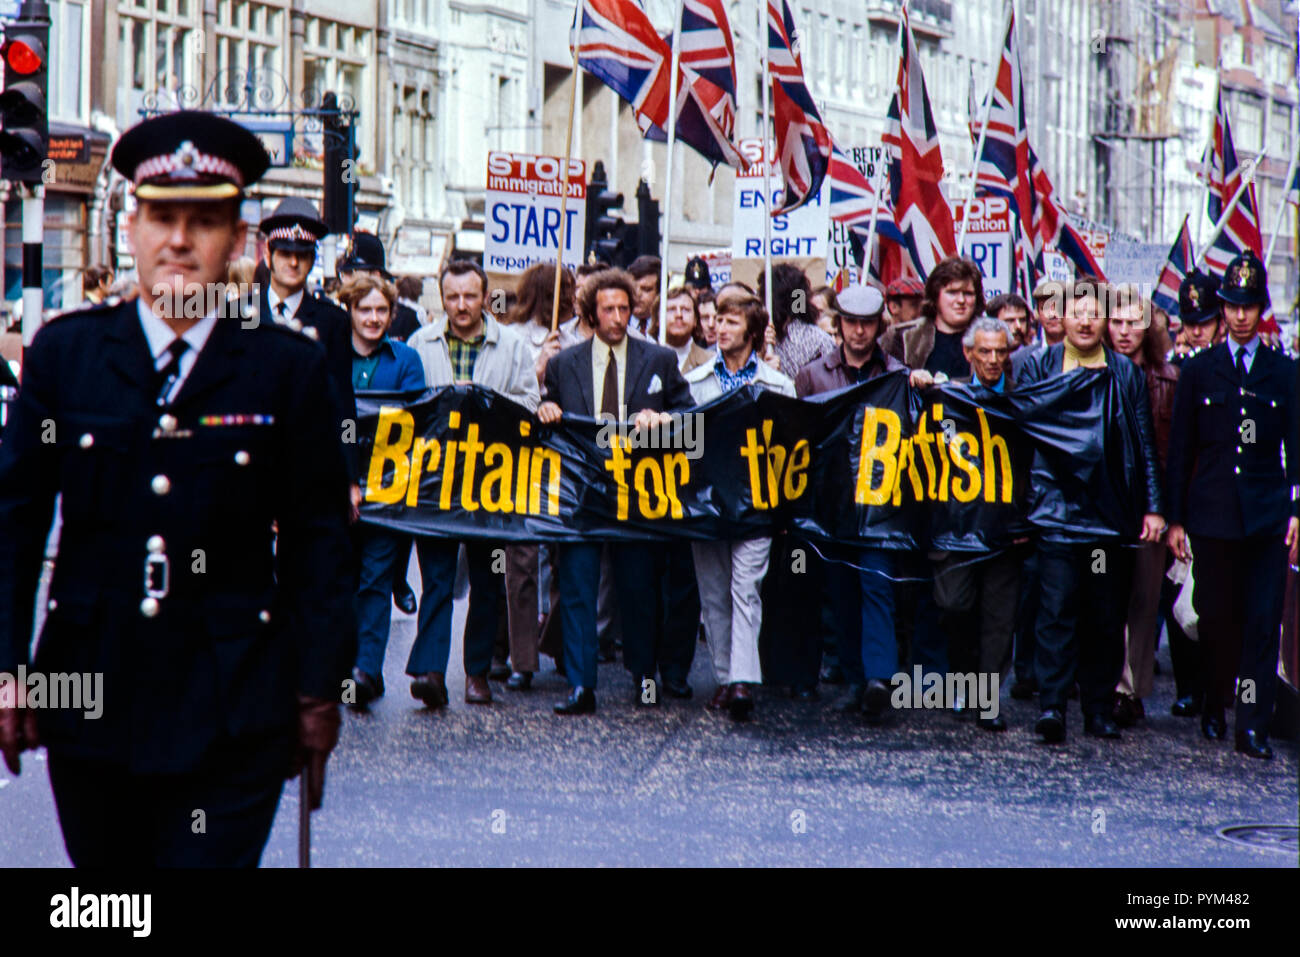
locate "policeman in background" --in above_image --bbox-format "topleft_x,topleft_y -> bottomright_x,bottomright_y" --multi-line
0,111 -> 356,865
338,231 -> 421,343
1166,251 -> 1300,760
1169,269 -> 1220,367
1162,270 -> 1219,718
258,198 -> 355,428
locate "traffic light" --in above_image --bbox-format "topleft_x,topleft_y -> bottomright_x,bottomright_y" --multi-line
636,178 -> 660,259
0,8 -> 50,185
320,91 -> 354,233
585,160 -> 626,266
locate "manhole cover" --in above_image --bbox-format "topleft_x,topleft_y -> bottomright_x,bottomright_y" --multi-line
1216,824 -> 1298,854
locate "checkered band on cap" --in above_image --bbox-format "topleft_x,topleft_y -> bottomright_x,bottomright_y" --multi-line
267,224 -> 317,243
132,140 -> 245,186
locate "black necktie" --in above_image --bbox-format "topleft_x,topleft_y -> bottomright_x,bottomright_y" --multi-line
155,338 -> 190,406
276,301 -> 288,321
601,353 -> 619,418
1234,347 -> 1248,384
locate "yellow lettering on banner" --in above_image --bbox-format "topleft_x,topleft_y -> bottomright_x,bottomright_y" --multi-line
460,423 -> 485,512
529,448 -> 562,516
977,408 -> 1013,503
439,441 -> 459,511
930,407 -> 952,503
762,420 -> 785,509
914,415 -> 939,501
480,443 -> 514,513
663,452 -> 688,519
406,437 -> 442,507
892,438 -> 926,506
515,446 -> 531,512
740,427 -> 768,510
634,459 -> 669,519
365,407 -> 415,504
949,434 -> 982,503
856,408 -> 901,506
783,440 -> 810,500
604,436 -> 632,521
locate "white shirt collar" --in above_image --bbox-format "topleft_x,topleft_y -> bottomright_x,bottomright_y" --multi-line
670,339 -> 692,368
136,297 -> 219,362
267,285 -> 305,319
1230,334 -> 1259,358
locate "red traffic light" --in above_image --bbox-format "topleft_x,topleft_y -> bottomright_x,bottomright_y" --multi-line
3,36 -> 46,76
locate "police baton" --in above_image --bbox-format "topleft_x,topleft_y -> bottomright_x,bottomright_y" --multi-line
298,769 -> 311,868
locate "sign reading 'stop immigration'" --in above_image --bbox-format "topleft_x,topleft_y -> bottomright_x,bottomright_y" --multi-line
484,151 -> 587,274
951,196 -> 1014,298
732,138 -> 828,261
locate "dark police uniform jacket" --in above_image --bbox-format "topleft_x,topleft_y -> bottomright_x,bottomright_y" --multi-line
0,298 -> 356,774
1165,341 -> 1299,540
259,287 -> 357,470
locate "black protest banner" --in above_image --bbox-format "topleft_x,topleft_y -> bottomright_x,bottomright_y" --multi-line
355,367 -> 1145,548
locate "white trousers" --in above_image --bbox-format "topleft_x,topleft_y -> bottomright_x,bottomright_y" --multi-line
691,537 -> 771,685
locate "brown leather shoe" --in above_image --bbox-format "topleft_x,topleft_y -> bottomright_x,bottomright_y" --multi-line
727,683 -> 754,721
706,685 -> 731,712
466,675 -> 493,705
410,672 -> 448,709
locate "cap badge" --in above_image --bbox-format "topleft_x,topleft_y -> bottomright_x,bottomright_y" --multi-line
1235,261 -> 1253,288
1187,285 -> 1200,308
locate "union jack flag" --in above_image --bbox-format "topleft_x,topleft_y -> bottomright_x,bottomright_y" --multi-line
1152,215 -> 1192,317
765,0 -> 833,215
828,146 -> 902,262
880,3 -> 956,280
1202,85 -> 1264,276
970,13 -> 1035,248
577,0 -> 741,170
1027,144 -> 1106,280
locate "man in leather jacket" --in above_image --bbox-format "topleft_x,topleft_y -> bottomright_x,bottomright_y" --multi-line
1017,279 -> 1165,744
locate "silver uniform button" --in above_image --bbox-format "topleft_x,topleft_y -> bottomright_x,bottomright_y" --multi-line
140,597 -> 160,618
47,599 -> 57,611
258,609 -> 271,623
1234,466 -> 1241,474
146,535 -> 166,553
1236,446 -> 1242,454
79,433 -> 94,448
159,414 -> 178,432
151,474 -> 171,495
234,450 -> 251,466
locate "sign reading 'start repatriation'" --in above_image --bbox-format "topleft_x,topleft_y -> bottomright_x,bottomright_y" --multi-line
484,151 -> 587,274
732,138 -> 829,261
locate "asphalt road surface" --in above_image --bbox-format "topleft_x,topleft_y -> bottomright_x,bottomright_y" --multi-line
2,556 -> 1296,867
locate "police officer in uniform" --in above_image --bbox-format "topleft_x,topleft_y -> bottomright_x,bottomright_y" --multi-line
1161,271 -> 1219,718
338,231 -> 421,343
258,197 -> 355,433
1169,269 -> 1220,368
0,111 -> 356,864
1166,251 -> 1300,760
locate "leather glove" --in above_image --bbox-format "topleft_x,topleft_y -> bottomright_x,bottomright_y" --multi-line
0,682 -> 40,776
288,695 -> 340,811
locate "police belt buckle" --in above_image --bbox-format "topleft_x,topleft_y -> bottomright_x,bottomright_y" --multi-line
145,552 -> 170,599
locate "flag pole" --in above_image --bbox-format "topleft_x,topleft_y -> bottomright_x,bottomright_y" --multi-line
1193,158 -> 1258,269
857,160 -> 886,286
1263,111 -> 1298,268
760,0 -> 773,323
658,0 -> 685,345
552,25 -> 582,333
958,0 -> 1014,252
